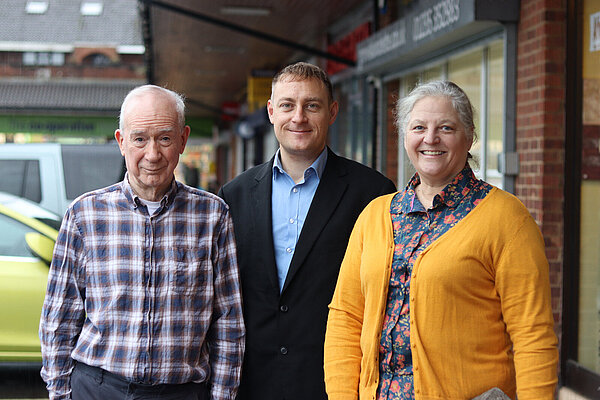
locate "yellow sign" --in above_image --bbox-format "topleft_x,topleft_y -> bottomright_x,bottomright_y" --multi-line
247,77 -> 272,112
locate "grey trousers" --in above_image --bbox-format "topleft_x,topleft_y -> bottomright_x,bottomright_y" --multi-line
71,362 -> 209,400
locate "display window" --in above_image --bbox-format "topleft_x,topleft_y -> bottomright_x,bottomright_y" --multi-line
578,0 -> 600,376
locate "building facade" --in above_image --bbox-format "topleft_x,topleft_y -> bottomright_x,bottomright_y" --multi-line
322,0 -> 599,398
0,0 -> 145,143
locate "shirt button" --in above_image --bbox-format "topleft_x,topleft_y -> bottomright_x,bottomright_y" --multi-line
286,247 -> 293,253
292,188 -> 298,193
280,346 -> 288,355
280,305 -> 289,312
289,218 -> 294,224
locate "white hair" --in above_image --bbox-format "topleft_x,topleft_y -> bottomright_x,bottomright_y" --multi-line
119,84 -> 186,131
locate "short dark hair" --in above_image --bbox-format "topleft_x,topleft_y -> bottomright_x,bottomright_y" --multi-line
271,62 -> 334,103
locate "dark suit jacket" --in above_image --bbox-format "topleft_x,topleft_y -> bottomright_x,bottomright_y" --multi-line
218,148 -> 396,400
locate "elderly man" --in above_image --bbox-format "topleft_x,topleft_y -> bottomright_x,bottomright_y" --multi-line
39,85 -> 244,400
218,62 -> 396,400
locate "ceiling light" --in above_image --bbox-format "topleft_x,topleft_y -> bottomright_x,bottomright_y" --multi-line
220,6 -> 271,17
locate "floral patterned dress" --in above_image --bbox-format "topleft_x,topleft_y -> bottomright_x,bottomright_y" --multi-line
376,166 -> 493,400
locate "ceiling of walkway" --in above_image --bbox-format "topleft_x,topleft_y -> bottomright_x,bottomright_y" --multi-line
143,0 -> 366,120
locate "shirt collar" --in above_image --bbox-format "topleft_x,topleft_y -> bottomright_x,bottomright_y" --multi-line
399,164 -> 476,212
121,172 -> 178,211
272,147 -> 328,181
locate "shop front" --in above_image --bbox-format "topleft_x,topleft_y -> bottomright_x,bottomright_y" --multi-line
339,0 -> 520,191
562,1 -> 600,398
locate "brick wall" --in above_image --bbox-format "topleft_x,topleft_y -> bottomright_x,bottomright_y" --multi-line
515,0 -> 566,342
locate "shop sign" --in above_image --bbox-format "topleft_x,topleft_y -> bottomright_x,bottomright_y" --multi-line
357,0 -> 519,73
0,115 -> 115,136
327,22 -> 371,75
356,20 -> 407,70
247,76 -> 272,113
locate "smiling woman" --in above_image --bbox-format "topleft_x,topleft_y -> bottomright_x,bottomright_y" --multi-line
324,81 -> 558,400
403,96 -> 473,206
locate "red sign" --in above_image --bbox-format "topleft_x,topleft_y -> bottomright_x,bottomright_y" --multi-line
221,101 -> 240,122
327,22 -> 371,75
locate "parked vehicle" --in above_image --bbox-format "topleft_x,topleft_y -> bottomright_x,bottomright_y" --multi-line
0,202 -> 58,363
0,191 -> 62,231
0,143 -> 125,216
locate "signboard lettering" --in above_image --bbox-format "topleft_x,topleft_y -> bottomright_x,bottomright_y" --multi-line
414,0 -> 460,42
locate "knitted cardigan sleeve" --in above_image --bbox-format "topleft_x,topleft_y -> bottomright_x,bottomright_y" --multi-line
494,204 -> 558,399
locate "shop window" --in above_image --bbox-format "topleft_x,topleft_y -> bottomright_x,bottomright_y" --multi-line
486,41 -> 504,188
578,0 -> 600,377
331,77 -> 373,165
448,48 -> 484,181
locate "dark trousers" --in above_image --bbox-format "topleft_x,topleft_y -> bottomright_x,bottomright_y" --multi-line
71,362 -> 209,400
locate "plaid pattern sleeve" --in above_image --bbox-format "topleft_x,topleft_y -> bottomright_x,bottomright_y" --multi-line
207,208 -> 245,400
39,206 -> 87,399
39,179 -> 245,400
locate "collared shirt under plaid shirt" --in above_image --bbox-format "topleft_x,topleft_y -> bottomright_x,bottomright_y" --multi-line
39,176 -> 245,400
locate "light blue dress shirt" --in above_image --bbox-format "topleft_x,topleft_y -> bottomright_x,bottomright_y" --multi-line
271,148 -> 328,291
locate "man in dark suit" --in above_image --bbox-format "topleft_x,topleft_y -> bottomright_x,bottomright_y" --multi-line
218,62 -> 396,400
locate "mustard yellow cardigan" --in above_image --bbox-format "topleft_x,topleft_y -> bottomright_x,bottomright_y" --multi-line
324,188 -> 558,400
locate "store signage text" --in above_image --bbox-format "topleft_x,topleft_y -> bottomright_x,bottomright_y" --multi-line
413,0 -> 461,42
357,0 -> 462,69
357,21 -> 406,68
10,120 -> 95,134
357,19 -> 406,68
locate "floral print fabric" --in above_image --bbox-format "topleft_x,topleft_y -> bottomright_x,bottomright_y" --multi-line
376,166 -> 492,400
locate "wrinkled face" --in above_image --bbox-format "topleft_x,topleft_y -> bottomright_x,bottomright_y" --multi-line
404,96 -> 473,188
115,91 -> 189,201
267,77 -> 338,163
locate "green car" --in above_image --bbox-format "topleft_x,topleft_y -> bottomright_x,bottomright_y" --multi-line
0,201 -> 58,363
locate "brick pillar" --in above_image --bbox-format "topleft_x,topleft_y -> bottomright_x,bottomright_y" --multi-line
515,0 -> 566,341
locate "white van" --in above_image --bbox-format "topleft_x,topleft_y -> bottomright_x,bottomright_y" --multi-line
0,143 -> 125,216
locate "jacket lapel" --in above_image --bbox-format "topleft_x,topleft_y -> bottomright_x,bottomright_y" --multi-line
250,159 -> 280,293
281,149 -> 348,292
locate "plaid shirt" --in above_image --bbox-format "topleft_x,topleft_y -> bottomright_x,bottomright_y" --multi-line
39,177 -> 245,400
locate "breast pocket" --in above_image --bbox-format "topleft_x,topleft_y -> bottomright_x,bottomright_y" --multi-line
168,247 -> 211,294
